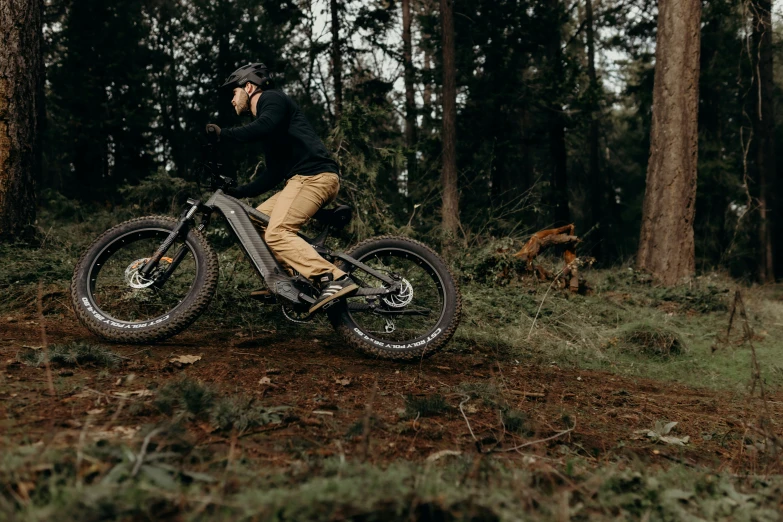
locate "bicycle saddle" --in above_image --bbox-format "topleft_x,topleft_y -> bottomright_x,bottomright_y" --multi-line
313,205 -> 352,230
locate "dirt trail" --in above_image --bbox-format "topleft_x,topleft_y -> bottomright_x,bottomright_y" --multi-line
1,315 -> 780,473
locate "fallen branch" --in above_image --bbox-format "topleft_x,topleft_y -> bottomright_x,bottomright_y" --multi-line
512,224 -> 591,293
499,419 -> 576,453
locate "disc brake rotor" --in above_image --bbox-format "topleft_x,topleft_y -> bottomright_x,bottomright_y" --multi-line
382,278 -> 414,308
124,257 -> 173,289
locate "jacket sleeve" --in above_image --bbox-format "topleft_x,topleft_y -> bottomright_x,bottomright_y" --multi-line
229,168 -> 284,199
220,92 -> 287,143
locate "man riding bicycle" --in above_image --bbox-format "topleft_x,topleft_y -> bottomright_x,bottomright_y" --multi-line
205,63 -> 358,313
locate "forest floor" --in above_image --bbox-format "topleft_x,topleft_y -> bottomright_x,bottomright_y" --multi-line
2,211 -> 783,519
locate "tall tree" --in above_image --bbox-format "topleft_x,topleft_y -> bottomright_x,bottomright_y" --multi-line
637,0 -> 701,285
0,0 -> 43,239
440,0 -> 460,238
751,0 -> 775,282
331,0 -> 343,121
585,0 -> 605,259
546,0 -> 570,226
402,0 -> 417,186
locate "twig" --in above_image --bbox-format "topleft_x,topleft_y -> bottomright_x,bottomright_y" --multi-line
459,396 -> 478,442
36,281 -> 55,397
527,265 -> 569,340
361,379 -> 379,462
131,428 -> 162,477
499,419 -> 576,453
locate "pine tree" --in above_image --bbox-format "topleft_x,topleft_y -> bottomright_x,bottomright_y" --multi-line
0,0 -> 43,239
637,0 -> 702,285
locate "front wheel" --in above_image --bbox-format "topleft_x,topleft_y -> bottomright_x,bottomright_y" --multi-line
329,236 -> 462,360
70,216 -> 219,343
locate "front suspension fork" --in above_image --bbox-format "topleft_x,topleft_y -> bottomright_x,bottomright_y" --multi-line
138,199 -> 205,282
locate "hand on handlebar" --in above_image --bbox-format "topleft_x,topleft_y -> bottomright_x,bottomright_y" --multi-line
205,124 -> 221,143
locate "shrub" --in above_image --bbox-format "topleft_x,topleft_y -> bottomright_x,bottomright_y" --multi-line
616,321 -> 685,358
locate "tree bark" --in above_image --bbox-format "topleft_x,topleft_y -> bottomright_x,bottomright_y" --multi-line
402,0 -> 417,190
0,0 -> 43,239
330,0 -> 343,122
637,0 -> 701,285
440,0 -> 460,238
751,0 -> 775,282
585,0 -> 604,260
547,0 -> 569,226
422,49 -> 433,134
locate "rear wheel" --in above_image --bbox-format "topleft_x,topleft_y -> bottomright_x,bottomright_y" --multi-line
329,236 -> 461,360
70,216 -> 218,343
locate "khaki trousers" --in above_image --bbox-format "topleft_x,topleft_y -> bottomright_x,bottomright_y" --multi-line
256,172 -> 346,280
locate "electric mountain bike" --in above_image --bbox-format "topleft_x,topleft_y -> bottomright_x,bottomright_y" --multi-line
70,143 -> 461,360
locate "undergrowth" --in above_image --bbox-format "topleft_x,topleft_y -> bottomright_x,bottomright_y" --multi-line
154,378 -> 288,433
17,342 -> 123,368
2,441 -> 782,521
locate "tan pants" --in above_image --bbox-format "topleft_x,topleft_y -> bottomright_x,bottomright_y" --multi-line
256,172 -> 346,280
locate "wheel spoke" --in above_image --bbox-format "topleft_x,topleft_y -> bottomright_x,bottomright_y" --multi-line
90,230 -> 198,324
346,249 -> 444,344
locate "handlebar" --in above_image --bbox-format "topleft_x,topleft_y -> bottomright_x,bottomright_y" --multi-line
200,141 -> 236,192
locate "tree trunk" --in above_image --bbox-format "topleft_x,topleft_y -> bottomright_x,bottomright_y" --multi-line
547,0 -> 569,226
637,0 -> 701,285
422,49 -> 433,134
0,0 -> 43,239
586,0 -> 604,260
330,0 -> 343,122
751,0 -> 775,282
440,0 -> 460,238
402,0 -> 417,191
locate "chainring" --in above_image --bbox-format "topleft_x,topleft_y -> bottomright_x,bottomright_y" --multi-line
281,305 -> 314,323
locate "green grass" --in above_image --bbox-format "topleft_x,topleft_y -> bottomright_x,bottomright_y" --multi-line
17,342 -> 123,368
2,440 -> 782,521
453,265 -> 783,391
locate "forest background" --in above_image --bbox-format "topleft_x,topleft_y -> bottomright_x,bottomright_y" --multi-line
4,1 -> 783,519
3,0 -> 781,281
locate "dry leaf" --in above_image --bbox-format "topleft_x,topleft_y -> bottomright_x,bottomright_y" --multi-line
170,355 -> 202,365
87,409 -> 104,415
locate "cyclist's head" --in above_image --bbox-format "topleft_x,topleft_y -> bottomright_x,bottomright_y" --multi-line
220,63 -> 274,115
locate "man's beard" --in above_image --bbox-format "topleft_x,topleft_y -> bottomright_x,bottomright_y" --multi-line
234,92 -> 250,115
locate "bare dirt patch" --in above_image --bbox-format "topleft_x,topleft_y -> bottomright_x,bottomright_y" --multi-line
1,313 -> 781,474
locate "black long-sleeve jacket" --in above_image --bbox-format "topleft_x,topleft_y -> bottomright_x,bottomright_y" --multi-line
221,89 -> 339,198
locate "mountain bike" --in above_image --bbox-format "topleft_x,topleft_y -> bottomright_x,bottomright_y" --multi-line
70,143 -> 461,360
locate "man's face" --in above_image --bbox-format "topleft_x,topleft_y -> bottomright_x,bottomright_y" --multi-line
231,86 -> 250,115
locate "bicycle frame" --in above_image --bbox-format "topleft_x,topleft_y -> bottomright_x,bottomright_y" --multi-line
142,189 -> 400,309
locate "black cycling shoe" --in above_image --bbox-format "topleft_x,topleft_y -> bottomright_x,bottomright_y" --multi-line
309,275 -> 358,313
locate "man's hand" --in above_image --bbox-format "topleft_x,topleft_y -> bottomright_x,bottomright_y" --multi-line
205,124 -> 221,143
